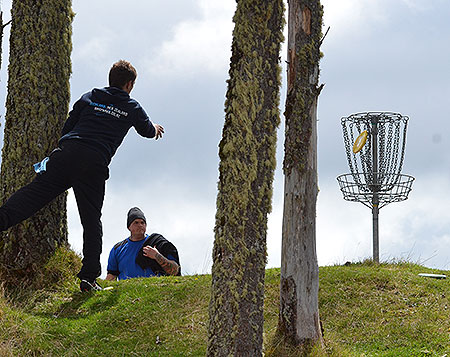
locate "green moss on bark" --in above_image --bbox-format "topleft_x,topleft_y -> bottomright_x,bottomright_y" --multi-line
0,0 -> 73,280
207,1 -> 284,356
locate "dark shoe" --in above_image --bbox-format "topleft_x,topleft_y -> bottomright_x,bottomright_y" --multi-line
80,279 -> 102,292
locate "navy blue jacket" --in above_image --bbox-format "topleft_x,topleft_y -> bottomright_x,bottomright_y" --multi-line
59,87 -> 156,164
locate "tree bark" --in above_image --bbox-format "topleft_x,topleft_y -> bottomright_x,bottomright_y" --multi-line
0,0 -> 73,281
278,0 -> 324,349
207,1 -> 284,355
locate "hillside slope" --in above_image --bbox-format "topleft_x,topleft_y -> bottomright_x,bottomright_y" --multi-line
0,261 -> 448,356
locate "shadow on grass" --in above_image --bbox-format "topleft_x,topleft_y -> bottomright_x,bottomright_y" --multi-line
35,287 -> 121,319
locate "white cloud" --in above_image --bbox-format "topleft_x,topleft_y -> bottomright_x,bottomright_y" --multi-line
71,29 -> 114,69
321,0 -> 388,38
316,183 -> 373,265
145,0 -> 235,78
400,0 -> 433,11
266,189 -> 283,269
319,0 -> 442,40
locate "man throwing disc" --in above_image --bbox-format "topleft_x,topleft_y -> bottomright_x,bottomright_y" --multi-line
0,60 -> 164,292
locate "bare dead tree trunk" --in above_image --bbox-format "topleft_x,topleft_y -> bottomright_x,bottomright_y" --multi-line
277,0 -> 324,350
207,0 -> 284,355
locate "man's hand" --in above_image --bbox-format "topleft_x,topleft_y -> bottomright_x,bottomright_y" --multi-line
143,245 -> 180,276
153,123 -> 164,140
143,245 -> 159,259
105,273 -> 118,281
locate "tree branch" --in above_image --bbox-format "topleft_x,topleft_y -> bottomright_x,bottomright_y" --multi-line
2,20 -> 11,29
319,26 -> 330,47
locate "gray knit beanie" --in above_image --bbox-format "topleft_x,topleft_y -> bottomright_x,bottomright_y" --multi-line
127,207 -> 146,228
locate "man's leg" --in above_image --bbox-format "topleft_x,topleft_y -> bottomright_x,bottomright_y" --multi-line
0,151 -> 70,231
73,166 -> 108,282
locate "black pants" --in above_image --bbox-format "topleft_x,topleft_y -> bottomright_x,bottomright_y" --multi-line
0,140 -> 109,281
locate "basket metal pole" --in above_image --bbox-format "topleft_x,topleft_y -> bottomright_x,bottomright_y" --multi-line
372,203 -> 379,263
371,116 -> 380,263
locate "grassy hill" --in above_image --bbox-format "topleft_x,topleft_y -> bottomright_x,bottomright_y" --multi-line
0,253 -> 449,356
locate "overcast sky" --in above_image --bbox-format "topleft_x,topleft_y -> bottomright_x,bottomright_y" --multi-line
0,0 -> 449,277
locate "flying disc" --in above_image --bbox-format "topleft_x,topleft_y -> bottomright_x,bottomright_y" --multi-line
352,130 -> 368,153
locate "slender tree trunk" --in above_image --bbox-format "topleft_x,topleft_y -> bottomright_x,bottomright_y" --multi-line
0,0 -> 73,281
277,0 -> 324,350
207,1 -> 284,355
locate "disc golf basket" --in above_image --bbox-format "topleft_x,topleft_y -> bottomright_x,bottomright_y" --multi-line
336,112 -> 415,263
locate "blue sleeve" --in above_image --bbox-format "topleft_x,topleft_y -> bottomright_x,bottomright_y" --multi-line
107,247 -> 120,276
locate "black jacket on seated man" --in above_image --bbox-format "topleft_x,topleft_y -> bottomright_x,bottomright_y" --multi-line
135,233 -> 181,276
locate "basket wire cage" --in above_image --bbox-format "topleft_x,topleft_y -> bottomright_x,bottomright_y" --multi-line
336,112 -> 415,262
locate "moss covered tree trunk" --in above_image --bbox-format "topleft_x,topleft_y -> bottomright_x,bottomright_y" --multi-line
207,0 -> 284,355
0,0 -> 73,280
277,0 -> 324,350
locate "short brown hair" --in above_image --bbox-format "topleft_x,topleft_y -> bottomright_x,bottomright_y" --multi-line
109,60 -> 137,88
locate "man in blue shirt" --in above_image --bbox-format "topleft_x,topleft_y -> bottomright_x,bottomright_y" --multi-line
106,207 -> 180,281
